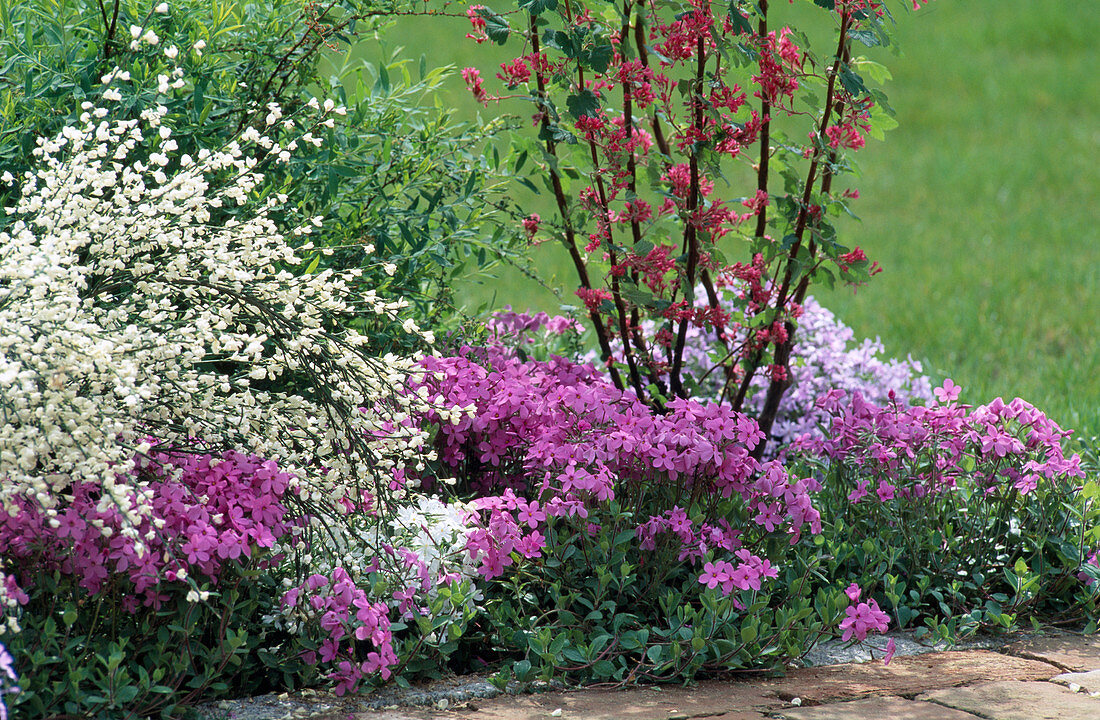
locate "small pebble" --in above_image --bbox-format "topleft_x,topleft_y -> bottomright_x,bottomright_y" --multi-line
550,710 -> 562,717
790,697 -> 802,706
1069,683 -> 1081,693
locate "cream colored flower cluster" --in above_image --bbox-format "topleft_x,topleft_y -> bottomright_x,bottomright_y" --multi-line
0,79 -> 449,613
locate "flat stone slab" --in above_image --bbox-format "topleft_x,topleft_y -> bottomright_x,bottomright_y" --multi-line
1005,633 -> 1100,672
759,650 -> 1057,705
1052,669 -> 1100,694
348,682 -> 779,720
919,680 -> 1100,720
776,695 -> 980,720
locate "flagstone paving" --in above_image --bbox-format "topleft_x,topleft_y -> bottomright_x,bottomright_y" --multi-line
1003,634 -> 1100,672
776,695 -> 978,720
201,631 -> 1100,720
918,680 -> 1100,720
1052,668 -> 1100,693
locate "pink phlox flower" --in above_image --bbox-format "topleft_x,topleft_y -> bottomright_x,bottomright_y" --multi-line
934,378 -> 960,404
736,416 -> 766,447
883,637 -> 897,665
979,427 -> 1019,458
516,530 -> 545,558
666,506 -> 692,536
753,501 -> 782,532
332,659 -> 362,696
699,560 -> 733,589
319,637 -> 341,663
839,598 -> 890,641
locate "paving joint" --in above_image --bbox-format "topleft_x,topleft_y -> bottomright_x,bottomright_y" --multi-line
919,696 -> 993,719
990,646 -> 1074,673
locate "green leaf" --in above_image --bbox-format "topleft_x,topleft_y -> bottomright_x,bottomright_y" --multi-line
867,108 -> 898,141
566,88 -> 600,120
619,283 -> 655,308
542,29 -> 576,56
562,647 -> 586,663
538,122 -> 577,145
116,685 -> 140,703
727,6 -> 753,35
476,8 -> 511,45
519,0 -> 558,15
838,64 -> 868,97
374,64 -> 390,94
851,58 -> 892,85
849,30 -> 882,47
582,42 -> 614,73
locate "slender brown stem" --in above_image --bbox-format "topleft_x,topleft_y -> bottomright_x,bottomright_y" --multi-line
529,16 -> 624,390
621,1 -> 667,396
668,35 -> 707,398
754,0 -> 771,240
103,0 -> 121,60
589,134 -> 647,400
753,16 -> 853,455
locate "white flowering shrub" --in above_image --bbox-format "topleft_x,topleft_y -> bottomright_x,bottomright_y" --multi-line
0,85 -> 445,612
1,0 -> 528,333
274,494 -> 482,631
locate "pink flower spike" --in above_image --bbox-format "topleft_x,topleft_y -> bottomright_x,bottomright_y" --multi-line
844,583 -> 861,602
883,638 -> 896,665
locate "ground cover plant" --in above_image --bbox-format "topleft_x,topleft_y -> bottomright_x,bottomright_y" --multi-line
0,0 -> 1097,718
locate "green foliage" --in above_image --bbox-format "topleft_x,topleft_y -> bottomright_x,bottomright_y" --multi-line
7,565 -> 309,719
479,501 -> 832,684
792,460 -> 1100,643
386,579 -> 482,684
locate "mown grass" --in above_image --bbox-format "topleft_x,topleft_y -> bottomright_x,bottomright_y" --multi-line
357,0 -> 1099,439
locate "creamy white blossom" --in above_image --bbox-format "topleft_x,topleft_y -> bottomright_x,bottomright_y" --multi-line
0,98 -> 453,613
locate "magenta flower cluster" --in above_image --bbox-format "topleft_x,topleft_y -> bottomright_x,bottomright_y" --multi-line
0,450 -> 301,613
840,583 -> 890,642
584,291 -> 932,455
792,381 -> 1085,499
281,567 -> 397,696
415,347 -> 822,592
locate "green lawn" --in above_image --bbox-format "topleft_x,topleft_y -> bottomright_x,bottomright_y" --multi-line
362,0 -> 1100,439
